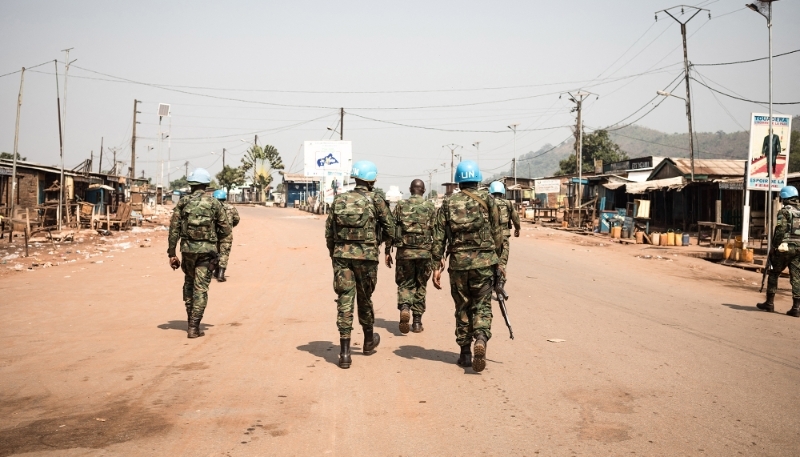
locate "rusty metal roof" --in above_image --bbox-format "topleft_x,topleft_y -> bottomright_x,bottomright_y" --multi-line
671,158 -> 745,176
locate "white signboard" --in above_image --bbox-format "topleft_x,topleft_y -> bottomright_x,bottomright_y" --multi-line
746,113 -> 792,191
303,141 -> 352,177
535,179 -> 561,194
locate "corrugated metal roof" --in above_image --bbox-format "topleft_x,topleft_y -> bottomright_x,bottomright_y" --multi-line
671,158 -> 745,176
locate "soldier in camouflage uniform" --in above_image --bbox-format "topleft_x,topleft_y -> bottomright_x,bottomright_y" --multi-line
489,181 -> 520,279
212,189 -> 240,282
325,160 -> 396,368
757,186 -> 800,317
167,168 -> 232,338
386,179 -> 436,334
432,160 -> 504,373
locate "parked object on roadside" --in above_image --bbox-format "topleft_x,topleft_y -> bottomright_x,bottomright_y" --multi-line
651,232 -> 661,246
682,232 -> 690,246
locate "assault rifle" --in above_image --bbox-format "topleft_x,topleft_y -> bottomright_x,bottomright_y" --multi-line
761,246 -> 773,293
493,268 -> 514,340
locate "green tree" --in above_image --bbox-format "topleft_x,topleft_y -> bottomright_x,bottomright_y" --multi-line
0,152 -> 26,161
428,189 -> 439,199
241,144 -> 284,201
556,129 -> 628,176
170,175 -> 189,190
216,165 -> 246,194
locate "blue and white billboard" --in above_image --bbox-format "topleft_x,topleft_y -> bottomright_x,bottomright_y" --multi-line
303,141 -> 352,177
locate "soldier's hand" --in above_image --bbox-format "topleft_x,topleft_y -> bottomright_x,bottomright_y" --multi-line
432,268 -> 442,290
514,229 -> 520,238
169,256 -> 181,270
385,253 -> 393,268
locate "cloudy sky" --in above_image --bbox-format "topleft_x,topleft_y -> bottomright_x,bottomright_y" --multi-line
1,0 -> 798,192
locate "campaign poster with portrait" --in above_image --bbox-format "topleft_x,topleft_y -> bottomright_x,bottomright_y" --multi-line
746,113 -> 793,191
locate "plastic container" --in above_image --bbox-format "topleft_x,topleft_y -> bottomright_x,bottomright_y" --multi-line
723,243 -> 733,260
611,226 -> 622,239
666,230 -> 676,246
682,232 -> 690,246
742,248 -> 754,263
660,232 -> 669,246
651,232 -> 661,246
635,231 -> 644,244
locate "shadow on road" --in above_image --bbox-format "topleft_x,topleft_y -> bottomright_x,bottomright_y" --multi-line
394,345 -> 456,364
721,303 -> 763,312
297,341 -> 339,366
157,320 -> 215,331
373,317 -> 405,337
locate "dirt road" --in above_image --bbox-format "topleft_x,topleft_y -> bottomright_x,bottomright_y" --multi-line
1,206 -> 798,456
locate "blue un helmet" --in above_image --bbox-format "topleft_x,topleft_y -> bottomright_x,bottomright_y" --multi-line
187,168 -> 212,185
212,189 -> 227,201
780,186 -> 798,200
489,181 -> 505,196
351,160 -> 378,182
454,160 -> 482,184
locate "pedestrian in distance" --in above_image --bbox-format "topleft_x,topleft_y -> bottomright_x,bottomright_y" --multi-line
431,160 -> 504,373
385,179 -> 436,334
212,189 -> 240,282
167,168 -> 232,338
489,181 -> 520,280
325,160 -> 396,368
758,185 -> 800,317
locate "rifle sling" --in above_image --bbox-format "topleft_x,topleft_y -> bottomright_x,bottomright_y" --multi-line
460,189 -> 488,213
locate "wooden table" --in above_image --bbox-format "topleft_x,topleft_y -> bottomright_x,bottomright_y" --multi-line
696,221 -> 735,247
533,207 -> 558,223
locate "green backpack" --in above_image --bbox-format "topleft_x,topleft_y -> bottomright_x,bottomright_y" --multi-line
180,194 -> 217,242
445,190 -> 493,252
396,199 -> 435,249
332,190 -> 376,243
497,199 -> 511,236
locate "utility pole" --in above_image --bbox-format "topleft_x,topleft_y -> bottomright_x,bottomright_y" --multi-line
565,90 -> 597,227
425,169 -> 438,200
60,48 -> 75,230
442,144 -> 463,183
98,137 -> 104,173
131,99 -> 140,179
10,67 -> 24,217
54,60 -> 65,231
472,141 -> 481,167
656,6 -> 710,182
340,108 -> 344,140
184,161 -> 189,179
507,124 -> 519,188
222,148 -> 226,169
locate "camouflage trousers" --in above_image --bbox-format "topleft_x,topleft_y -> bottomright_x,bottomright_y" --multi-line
766,251 -> 800,297
217,234 -> 232,268
449,266 -> 494,346
333,258 -> 378,338
181,252 -> 215,319
498,237 -> 511,278
395,258 -> 433,316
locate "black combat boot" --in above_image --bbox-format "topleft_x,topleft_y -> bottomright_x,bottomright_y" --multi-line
757,293 -> 775,312
217,267 -> 227,282
787,297 -> 800,317
411,314 -> 423,333
187,313 -> 205,339
472,334 -> 488,373
457,344 -> 472,367
399,305 -> 411,334
363,326 -> 380,355
338,338 -> 352,369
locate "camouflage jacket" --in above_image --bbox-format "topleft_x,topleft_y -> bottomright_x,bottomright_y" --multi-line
386,195 -> 435,259
774,201 -> 800,248
324,184 -> 396,261
223,202 -> 241,227
167,189 -> 232,257
495,197 -> 521,237
432,187 -> 503,270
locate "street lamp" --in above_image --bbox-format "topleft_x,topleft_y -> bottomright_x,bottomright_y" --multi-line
455,153 -> 462,163
745,0 -> 779,251
508,124 -> 519,187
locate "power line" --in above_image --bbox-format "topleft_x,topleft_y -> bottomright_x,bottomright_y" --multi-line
347,112 -> 573,133
690,76 -> 800,105
694,48 -> 799,66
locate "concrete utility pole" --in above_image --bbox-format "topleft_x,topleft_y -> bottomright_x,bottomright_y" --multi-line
744,0 -> 779,250
425,168 -> 438,200
340,108 -> 344,140
184,161 -> 189,179
656,5 -> 710,182
10,67 -> 24,217
565,90 -> 596,227
98,137 -> 103,173
442,144 -> 462,183
131,99 -> 140,179
54,60 -> 65,231
508,124 -> 519,187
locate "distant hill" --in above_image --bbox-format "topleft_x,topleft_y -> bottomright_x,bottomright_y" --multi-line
493,124 -> 755,180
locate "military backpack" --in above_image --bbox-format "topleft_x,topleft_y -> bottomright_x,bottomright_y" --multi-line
180,193 -> 218,243
332,190 -> 377,243
784,205 -> 800,244
497,198 -> 512,237
395,198 -> 435,250
445,189 -> 494,253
